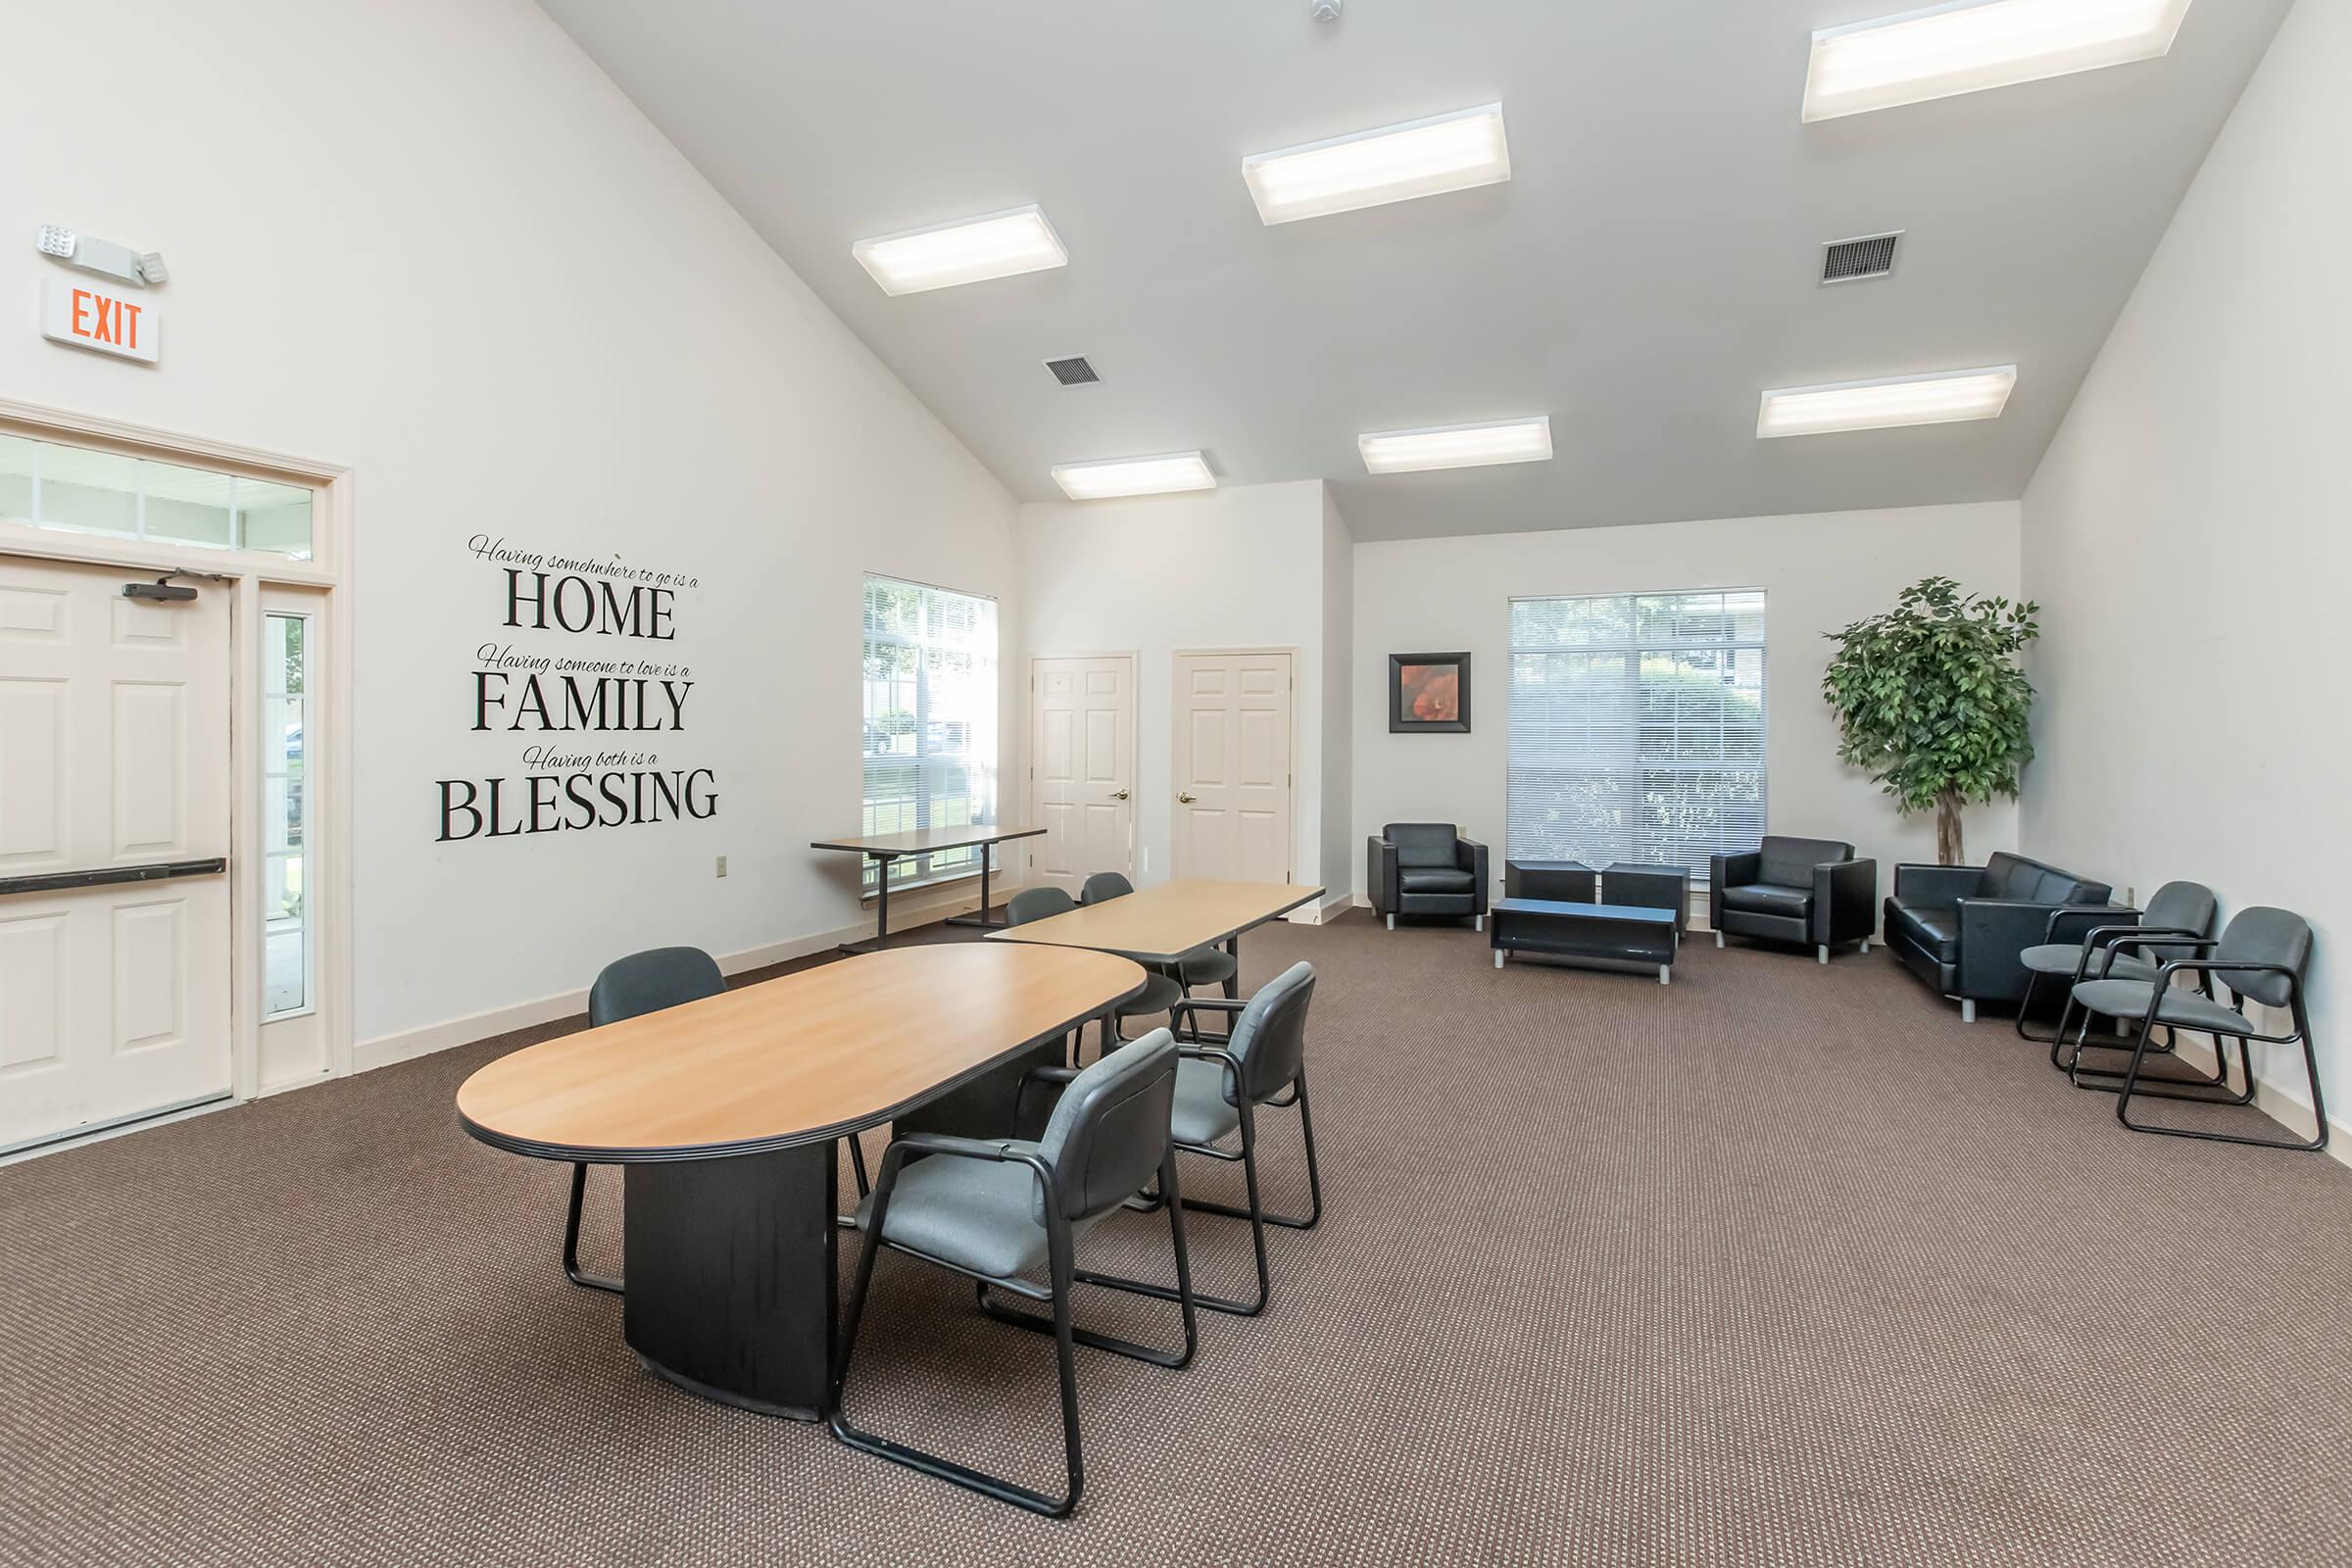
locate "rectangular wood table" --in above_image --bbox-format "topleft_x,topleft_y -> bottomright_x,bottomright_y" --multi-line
809,824 -> 1046,953
987,877 -> 1322,971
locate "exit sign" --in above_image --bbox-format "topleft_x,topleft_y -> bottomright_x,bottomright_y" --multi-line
42,275 -> 158,364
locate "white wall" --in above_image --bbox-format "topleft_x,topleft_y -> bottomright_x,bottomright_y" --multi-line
1017,481 -> 1342,903
2020,0 -> 2349,1131
0,0 -> 1018,1057
1351,503 -> 2025,904
1319,490 -> 1355,921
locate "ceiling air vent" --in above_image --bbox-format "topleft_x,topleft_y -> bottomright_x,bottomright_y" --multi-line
1821,231 -> 1901,284
1043,355 -> 1101,386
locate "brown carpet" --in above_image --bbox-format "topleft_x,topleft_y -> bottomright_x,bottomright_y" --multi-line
4,912 -> 2349,1566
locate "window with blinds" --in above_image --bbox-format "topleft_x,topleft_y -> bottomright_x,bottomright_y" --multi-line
1507,590 -> 1766,882
861,575 -> 999,892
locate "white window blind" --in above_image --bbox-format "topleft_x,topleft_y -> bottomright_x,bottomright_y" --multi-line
861,575 -> 999,892
1507,590 -> 1766,882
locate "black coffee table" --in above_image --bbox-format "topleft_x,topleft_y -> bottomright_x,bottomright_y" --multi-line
1490,897 -> 1678,985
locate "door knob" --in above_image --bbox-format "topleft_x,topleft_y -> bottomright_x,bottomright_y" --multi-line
1178,793 -> 1197,804
1109,789 -> 1130,801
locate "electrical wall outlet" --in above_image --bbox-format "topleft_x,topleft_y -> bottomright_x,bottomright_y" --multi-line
715,856 -> 727,878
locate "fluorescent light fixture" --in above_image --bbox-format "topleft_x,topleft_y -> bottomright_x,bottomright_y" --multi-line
1757,367 -> 2018,438
1358,416 -> 1552,475
1242,104 -> 1511,225
1050,452 -> 1216,501
851,205 -> 1067,296
1802,0 -> 2194,122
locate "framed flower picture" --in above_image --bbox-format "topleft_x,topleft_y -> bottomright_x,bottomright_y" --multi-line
1388,652 -> 1471,733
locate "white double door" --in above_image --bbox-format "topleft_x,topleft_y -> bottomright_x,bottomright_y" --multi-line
1029,656 -> 1136,897
1172,651 -> 1292,884
0,554 -> 232,1151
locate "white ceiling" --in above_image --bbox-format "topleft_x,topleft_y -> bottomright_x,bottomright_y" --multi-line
536,0 -> 2292,542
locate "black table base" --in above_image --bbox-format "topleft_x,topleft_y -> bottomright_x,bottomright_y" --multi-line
623,1145 -> 838,1420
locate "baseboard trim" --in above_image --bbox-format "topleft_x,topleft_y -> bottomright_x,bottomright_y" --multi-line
351,890 -> 986,1076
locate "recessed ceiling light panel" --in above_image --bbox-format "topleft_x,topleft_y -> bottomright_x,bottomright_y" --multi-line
1358,416 -> 1552,474
1050,452 -> 1217,501
1802,0 -> 2194,122
851,205 -> 1068,296
1242,104 -> 1511,225
1756,367 -> 2018,438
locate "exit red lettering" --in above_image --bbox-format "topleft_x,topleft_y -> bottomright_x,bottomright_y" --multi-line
70,289 -> 141,350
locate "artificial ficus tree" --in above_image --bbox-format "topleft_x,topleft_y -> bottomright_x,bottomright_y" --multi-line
1821,576 -> 2039,865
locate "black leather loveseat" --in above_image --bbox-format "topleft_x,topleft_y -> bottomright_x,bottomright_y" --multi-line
1367,822 -> 1490,931
1708,836 -> 1878,963
1883,852 -> 2114,1022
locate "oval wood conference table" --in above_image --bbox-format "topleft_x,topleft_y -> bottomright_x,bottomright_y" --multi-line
457,943 -> 1147,1420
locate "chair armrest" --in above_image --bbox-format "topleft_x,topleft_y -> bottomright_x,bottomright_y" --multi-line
1366,837 -> 1401,915
1013,1063 -> 1083,1135
1455,837 -> 1491,912
1892,862 -> 1983,904
890,1131 -> 1024,1164
1711,852 -> 1759,931
1813,857 -> 1878,946
1174,997 -> 1248,1014
2043,904 -> 2134,948
2047,906 -> 2138,943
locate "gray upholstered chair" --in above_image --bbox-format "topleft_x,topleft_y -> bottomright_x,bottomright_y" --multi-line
1086,961 -> 1322,1317
1081,869 -> 1239,1007
2067,906 -> 2327,1152
829,1029 -> 1196,1517
1007,884 -> 1078,924
1366,822 -> 1489,931
2016,879 -> 2218,1052
567,947 -> 728,1294
1069,872 -> 1185,1054
1708,836 -> 1878,962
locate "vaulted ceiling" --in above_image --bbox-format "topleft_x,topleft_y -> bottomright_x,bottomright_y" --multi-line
537,1 -> 2292,540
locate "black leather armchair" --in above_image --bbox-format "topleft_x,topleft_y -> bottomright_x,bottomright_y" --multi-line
1883,852 -> 2115,1022
1366,822 -> 1489,931
1708,836 -> 1878,963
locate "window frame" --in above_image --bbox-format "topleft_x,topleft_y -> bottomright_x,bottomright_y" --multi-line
1505,586 -> 1769,886
859,573 -> 1000,899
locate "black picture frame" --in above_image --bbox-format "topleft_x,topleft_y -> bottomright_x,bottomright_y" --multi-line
1388,652 -> 1472,733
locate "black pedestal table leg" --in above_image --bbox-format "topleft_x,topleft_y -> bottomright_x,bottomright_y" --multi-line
623,1145 -> 837,1420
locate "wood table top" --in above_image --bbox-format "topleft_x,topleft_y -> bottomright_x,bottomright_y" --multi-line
456,944 -> 1144,1163
809,824 -> 1046,857
988,879 -> 1322,962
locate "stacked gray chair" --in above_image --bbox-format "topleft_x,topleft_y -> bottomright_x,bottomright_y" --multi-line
2067,906 -> 2327,1152
565,947 -> 729,1294
1084,960 -> 1323,1316
828,1029 -> 1196,1517
1072,872 -> 1186,1053
2016,879 -> 2218,1054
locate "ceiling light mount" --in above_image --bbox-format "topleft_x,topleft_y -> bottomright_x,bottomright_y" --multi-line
1358,416 -> 1553,475
1756,366 -> 2018,438
1051,452 -> 1217,501
1242,103 -> 1511,225
851,205 -> 1068,296
1802,0 -> 2195,122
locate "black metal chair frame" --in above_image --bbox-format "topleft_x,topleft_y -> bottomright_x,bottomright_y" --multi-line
2105,952 -> 2328,1152
827,1129 -> 1198,1518
2054,931 -> 2241,1102
1078,996 -> 1322,1317
2021,910 -> 2206,1058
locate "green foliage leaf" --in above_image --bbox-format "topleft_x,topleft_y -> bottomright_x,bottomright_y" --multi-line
1820,575 -> 2039,818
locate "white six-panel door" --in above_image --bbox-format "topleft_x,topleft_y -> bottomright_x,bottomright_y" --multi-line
0,554 -> 232,1151
1171,651 -> 1293,884
1029,656 -> 1135,896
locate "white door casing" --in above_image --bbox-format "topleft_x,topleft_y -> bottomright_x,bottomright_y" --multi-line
0,554 -> 232,1150
1029,655 -> 1135,895
1171,650 -> 1293,884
